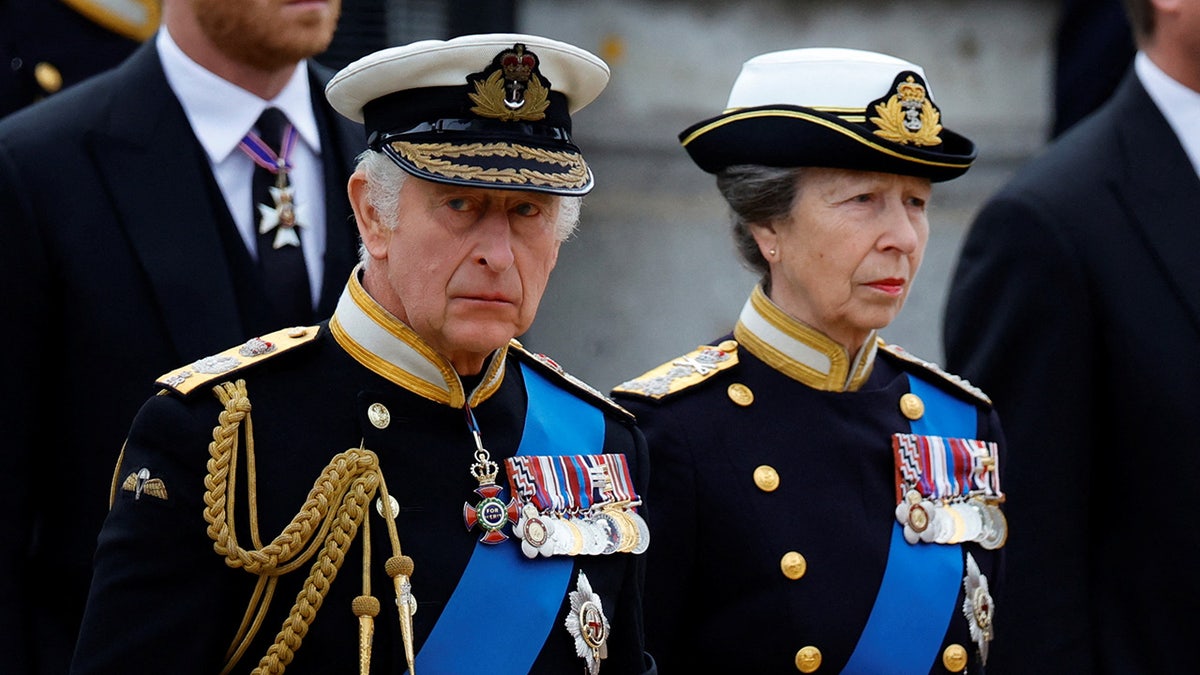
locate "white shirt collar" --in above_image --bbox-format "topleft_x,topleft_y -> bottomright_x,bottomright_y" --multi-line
156,27 -> 322,165
1135,51 -> 1200,178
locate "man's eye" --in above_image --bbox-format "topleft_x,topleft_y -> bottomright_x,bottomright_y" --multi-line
513,202 -> 540,217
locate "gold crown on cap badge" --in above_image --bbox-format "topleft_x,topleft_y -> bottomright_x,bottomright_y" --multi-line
869,72 -> 943,147
469,43 -> 551,122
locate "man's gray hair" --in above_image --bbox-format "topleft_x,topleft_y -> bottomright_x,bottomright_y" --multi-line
354,151 -> 582,259
715,164 -> 803,288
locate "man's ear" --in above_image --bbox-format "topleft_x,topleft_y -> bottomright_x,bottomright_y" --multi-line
348,170 -> 389,262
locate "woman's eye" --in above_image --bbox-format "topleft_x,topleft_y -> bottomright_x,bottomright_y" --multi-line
446,198 -> 471,212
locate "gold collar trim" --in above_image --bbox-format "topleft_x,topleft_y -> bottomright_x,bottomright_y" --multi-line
733,285 -> 877,392
329,266 -> 506,408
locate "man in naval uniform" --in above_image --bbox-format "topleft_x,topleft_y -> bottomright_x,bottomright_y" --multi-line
71,34 -> 655,675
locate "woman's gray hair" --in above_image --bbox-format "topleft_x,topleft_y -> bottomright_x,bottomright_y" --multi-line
715,164 -> 804,287
354,150 -> 582,266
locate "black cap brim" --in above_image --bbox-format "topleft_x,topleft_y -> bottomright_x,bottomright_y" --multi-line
680,105 -> 976,182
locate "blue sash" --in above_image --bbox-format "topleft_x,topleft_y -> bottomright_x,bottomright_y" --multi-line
841,376 -> 972,674
409,362 -> 603,674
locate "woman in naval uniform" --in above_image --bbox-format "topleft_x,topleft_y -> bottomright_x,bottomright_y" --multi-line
613,48 -> 1006,674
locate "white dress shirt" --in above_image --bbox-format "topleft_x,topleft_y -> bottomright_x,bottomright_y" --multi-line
1136,51 -> 1200,180
157,27 -> 327,305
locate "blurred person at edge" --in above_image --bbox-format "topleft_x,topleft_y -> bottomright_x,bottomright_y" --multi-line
0,1 -> 361,672
614,48 -> 1007,674
0,0 -> 153,117
944,0 -> 1200,671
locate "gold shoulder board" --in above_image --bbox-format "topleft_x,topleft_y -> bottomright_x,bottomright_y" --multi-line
157,325 -> 321,396
61,0 -> 161,41
877,341 -> 992,405
612,340 -> 741,400
509,340 -> 634,421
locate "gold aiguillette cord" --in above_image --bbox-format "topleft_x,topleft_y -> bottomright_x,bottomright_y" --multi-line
352,461 -> 416,674
205,381 -> 416,674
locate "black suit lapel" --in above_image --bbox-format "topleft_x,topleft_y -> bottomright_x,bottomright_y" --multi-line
87,42 -> 246,360
1110,73 -> 1200,335
308,61 -> 365,316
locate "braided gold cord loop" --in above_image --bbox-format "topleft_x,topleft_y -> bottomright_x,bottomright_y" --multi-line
202,380 -> 409,675
251,472 -> 377,674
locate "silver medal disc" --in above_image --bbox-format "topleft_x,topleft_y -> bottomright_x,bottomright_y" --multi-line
592,512 -> 622,555
980,504 -> 1008,550
959,501 -> 984,543
627,510 -> 651,555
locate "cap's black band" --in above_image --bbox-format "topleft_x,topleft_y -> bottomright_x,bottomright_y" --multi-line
362,84 -> 573,141
369,118 -> 575,150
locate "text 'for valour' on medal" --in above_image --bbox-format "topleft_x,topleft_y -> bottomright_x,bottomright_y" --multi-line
462,404 -> 519,544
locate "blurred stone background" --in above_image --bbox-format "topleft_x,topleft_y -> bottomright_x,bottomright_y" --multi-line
3,0 -> 1082,391
514,0 -> 1058,391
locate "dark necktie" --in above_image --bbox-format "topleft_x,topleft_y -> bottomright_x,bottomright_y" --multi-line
251,107 -> 313,327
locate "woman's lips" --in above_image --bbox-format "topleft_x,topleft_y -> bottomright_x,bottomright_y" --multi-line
866,278 -> 906,295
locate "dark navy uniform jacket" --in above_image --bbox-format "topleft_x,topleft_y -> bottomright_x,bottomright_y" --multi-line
614,286 -> 1005,674
72,274 -> 656,675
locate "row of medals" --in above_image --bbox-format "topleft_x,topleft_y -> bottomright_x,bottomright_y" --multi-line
516,501 -> 650,559
895,490 -> 1007,549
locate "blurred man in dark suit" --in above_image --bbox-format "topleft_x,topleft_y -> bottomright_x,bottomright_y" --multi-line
1052,0 -> 1135,136
944,0 -> 1200,670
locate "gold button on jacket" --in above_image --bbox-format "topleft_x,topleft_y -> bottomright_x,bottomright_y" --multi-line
780,551 -> 807,580
795,645 -> 822,672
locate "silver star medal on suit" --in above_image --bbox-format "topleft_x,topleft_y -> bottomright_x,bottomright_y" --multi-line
566,571 -> 610,675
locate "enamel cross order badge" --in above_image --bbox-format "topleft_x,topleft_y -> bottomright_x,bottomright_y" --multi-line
461,404 -> 519,543
240,122 -> 307,249
257,183 -> 307,249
